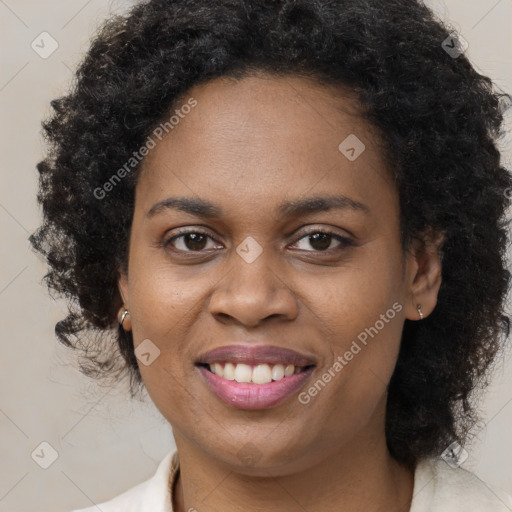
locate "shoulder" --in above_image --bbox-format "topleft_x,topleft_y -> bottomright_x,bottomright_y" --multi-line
69,451 -> 177,512
411,457 -> 512,512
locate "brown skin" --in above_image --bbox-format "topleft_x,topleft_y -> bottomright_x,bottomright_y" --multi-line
118,73 -> 443,512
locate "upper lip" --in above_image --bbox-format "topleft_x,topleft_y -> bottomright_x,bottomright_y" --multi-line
196,344 -> 316,367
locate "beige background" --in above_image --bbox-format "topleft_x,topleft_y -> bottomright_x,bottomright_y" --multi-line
0,1 -> 511,510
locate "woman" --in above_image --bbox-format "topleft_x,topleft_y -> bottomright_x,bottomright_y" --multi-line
29,0 -> 512,510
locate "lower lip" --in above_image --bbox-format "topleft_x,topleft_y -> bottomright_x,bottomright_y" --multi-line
197,365 -> 315,409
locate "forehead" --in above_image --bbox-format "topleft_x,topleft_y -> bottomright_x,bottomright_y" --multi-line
135,72 -> 395,221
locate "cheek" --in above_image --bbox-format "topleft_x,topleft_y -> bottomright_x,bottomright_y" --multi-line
307,244 -> 405,350
125,254 -> 207,390
298,245 -> 405,421
128,253 -> 209,339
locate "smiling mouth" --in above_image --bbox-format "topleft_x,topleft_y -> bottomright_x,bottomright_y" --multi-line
197,362 -> 315,385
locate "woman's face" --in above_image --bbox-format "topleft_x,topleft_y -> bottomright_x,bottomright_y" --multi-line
119,73 -> 440,475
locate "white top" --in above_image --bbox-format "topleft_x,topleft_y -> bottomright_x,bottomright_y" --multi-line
71,451 -> 512,512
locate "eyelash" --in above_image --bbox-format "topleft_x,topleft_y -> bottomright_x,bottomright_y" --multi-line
162,227 -> 354,254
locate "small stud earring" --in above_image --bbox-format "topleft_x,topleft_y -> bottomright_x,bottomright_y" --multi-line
417,304 -> 424,320
118,307 -> 131,330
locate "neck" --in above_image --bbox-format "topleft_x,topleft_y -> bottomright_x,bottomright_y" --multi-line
171,429 -> 414,512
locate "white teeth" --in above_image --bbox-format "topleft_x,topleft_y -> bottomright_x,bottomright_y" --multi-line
223,362 -> 235,380
234,363 -> 252,383
271,364 -> 285,380
211,363 -> 224,378
208,362 -> 304,383
252,364 -> 272,384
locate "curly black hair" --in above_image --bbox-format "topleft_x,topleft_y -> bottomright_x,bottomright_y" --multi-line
29,0 -> 511,467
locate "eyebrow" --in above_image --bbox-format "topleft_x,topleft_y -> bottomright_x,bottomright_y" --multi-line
146,195 -> 369,219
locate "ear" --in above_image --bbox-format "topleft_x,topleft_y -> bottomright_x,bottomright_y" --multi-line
403,229 -> 444,321
118,267 -> 130,309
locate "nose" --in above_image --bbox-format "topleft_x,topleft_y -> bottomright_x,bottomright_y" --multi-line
208,249 -> 299,327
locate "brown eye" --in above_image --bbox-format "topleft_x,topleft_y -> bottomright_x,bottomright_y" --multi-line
291,230 -> 352,252
164,230 -> 222,252
180,233 -> 208,251
307,233 -> 332,251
